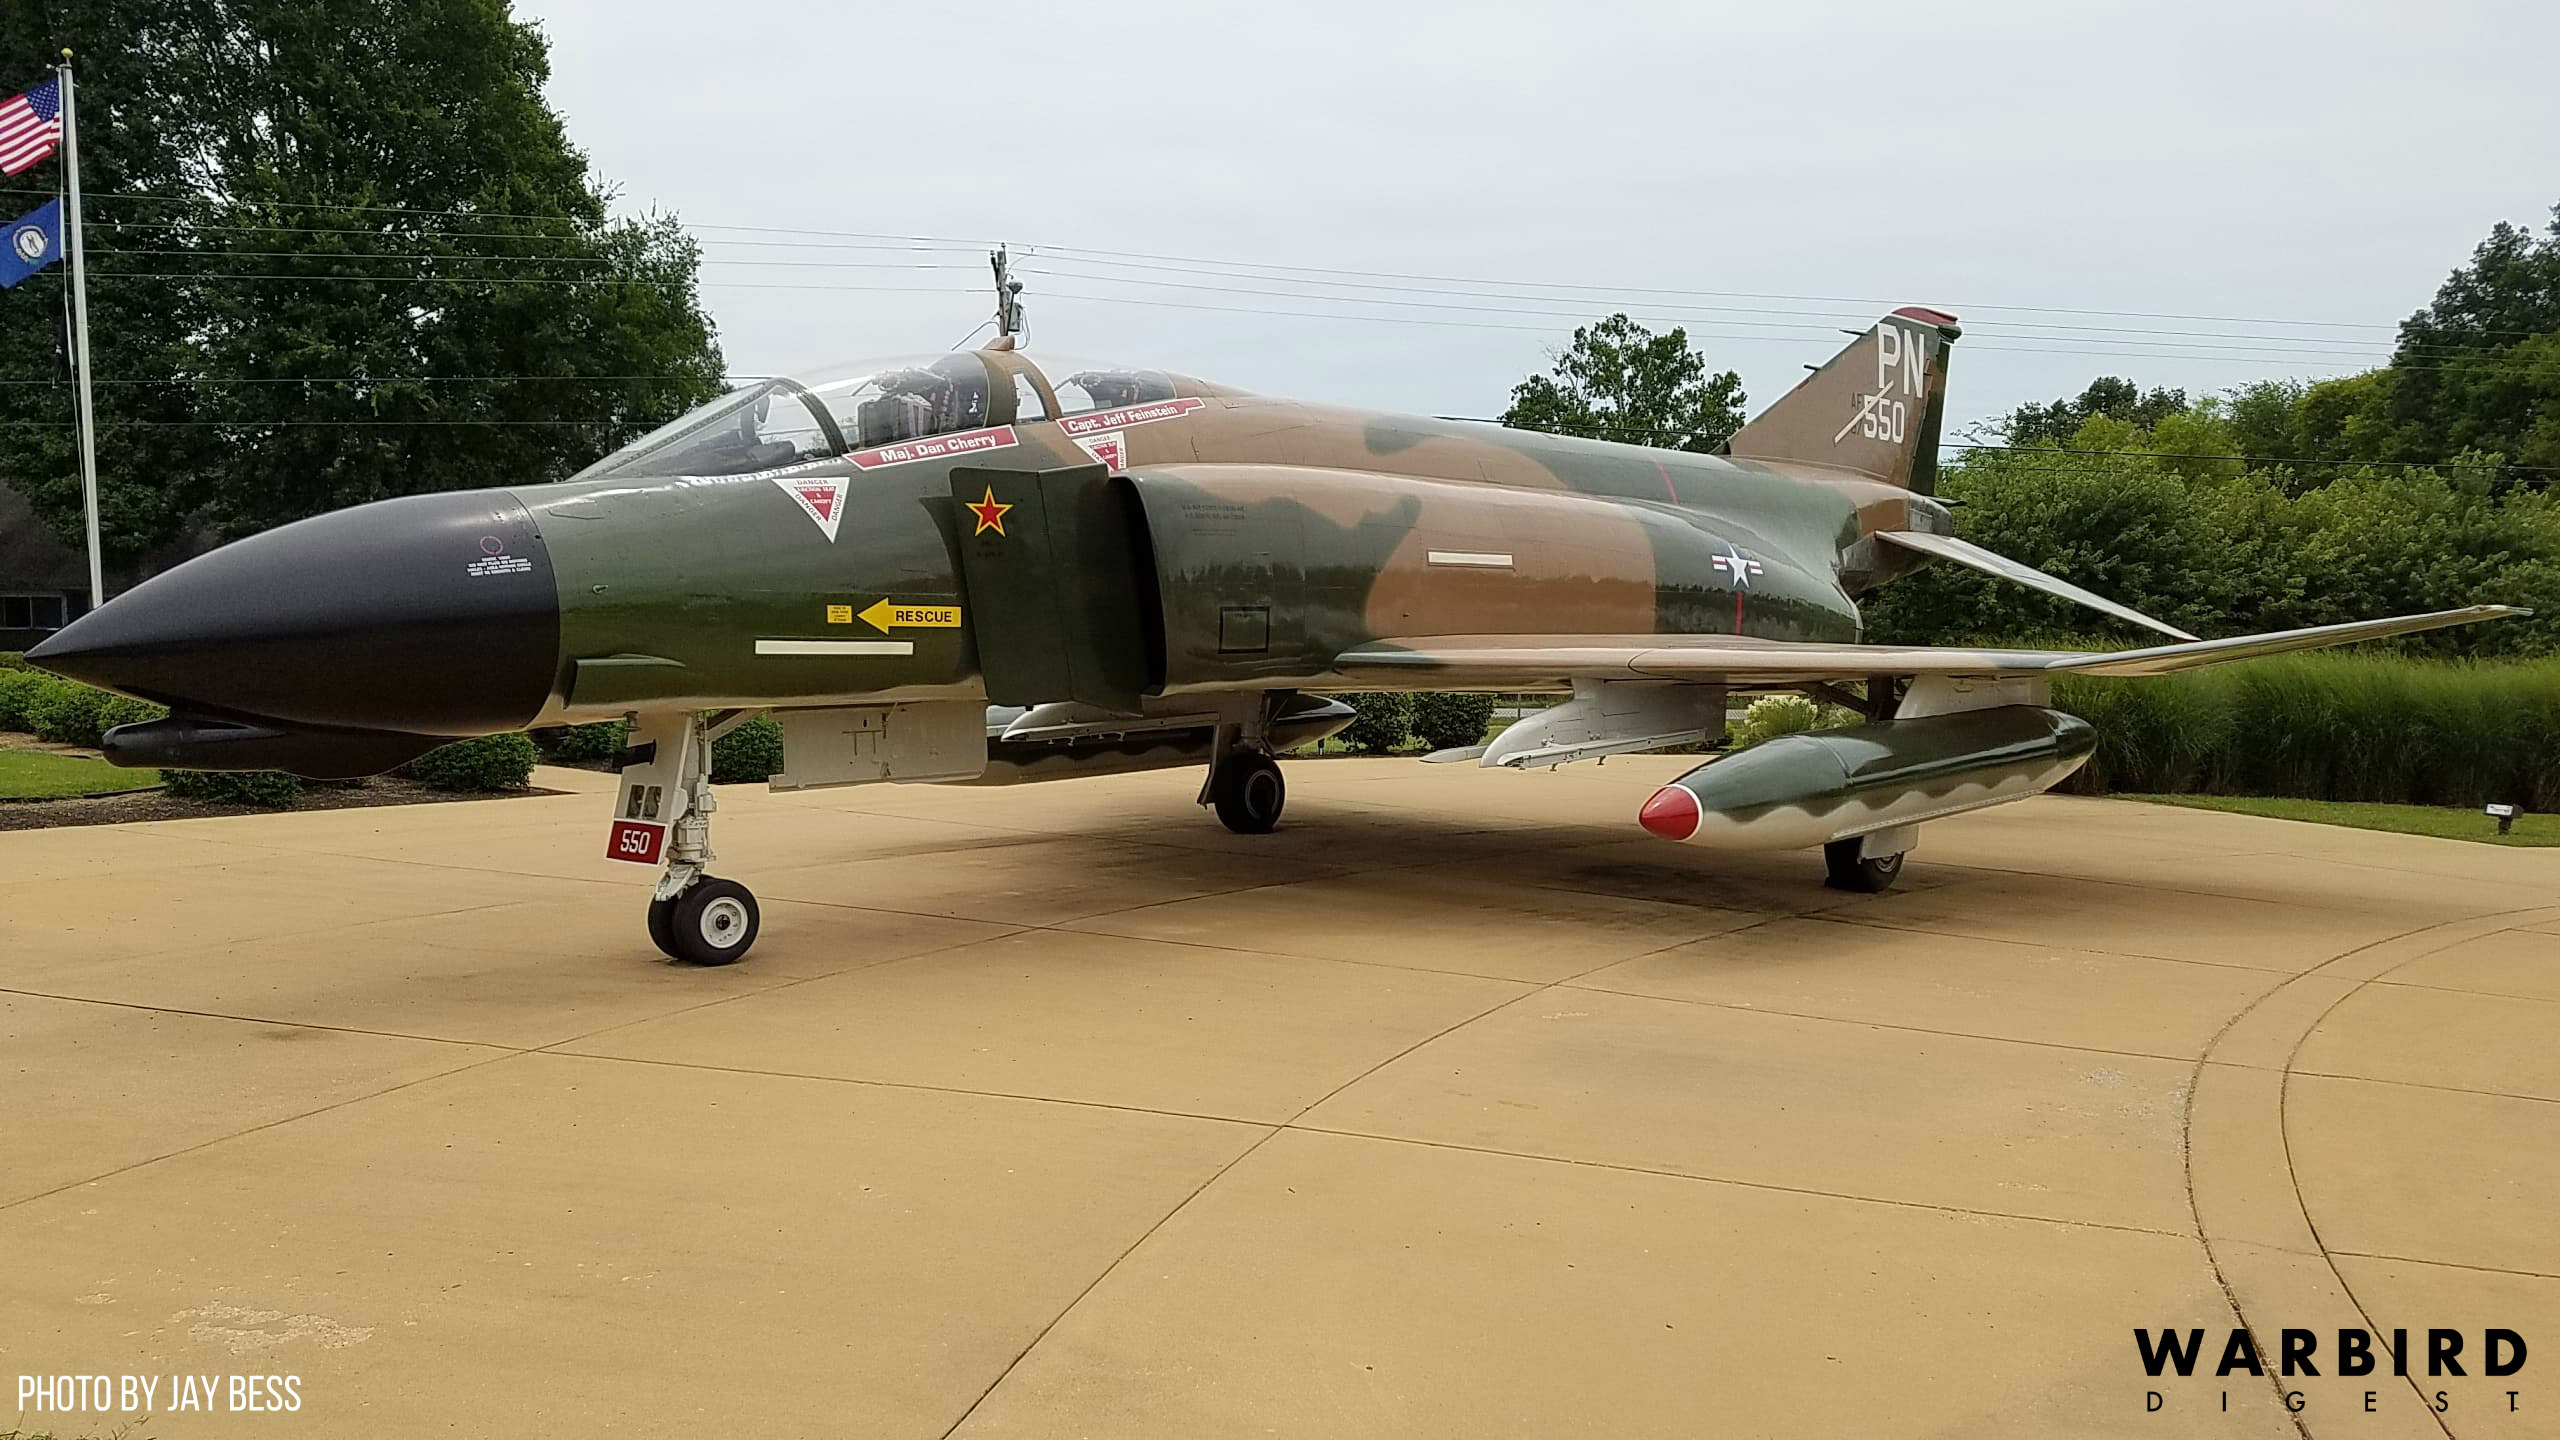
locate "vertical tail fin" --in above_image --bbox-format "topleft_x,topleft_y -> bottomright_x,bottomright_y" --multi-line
1719,307 -> 1959,494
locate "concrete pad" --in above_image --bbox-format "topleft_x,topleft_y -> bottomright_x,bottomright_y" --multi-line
5,760 -> 2557,1437
566,928 -> 1529,1121
947,1128 -> 2281,1440
0,992 -> 498,1206
756,832 -> 1350,927
2384,926 -> 2560,1003
2329,1255 -> 2555,1437
1441,835 -> 1965,917
2199,1239 -> 2462,1436
2298,982 -> 2560,1102
1580,915 -> 2282,1060
1,852 -> 568,964
1300,985 -> 2195,1232
10,889 -> 1004,1049
1850,868 -> 2421,971
2288,1074 -> 2560,1276
1062,866 -> 1764,983
0,1052 -> 1260,1439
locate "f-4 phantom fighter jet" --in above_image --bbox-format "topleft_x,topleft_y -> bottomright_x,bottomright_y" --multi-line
31,311 -> 2523,963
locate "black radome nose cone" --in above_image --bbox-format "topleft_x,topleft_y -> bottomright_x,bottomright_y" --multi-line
29,489 -> 561,735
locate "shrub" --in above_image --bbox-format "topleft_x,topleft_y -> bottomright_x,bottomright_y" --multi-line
538,718 -> 630,765
11,677 -> 161,748
96,693 -> 169,735
26,679 -> 110,747
2054,653 -> 2560,807
1338,692 -> 1415,754
162,769 -> 304,807
1411,692 -> 1498,752
710,714 -> 785,783
0,650 -> 24,669
1730,695 -> 1861,751
405,733 -> 540,792
0,668 -> 49,731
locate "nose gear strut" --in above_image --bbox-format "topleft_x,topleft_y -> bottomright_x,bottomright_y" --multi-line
614,709 -> 764,965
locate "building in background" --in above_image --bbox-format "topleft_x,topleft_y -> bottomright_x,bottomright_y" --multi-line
0,478 -> 209,651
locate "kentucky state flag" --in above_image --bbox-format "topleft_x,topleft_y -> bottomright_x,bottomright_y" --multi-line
1,197 -> 62,288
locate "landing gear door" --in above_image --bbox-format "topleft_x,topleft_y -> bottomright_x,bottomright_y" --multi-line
948,463 -> 1158,714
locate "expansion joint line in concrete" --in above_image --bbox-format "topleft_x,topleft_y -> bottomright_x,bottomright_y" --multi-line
2181,903 -> 2560,1440
929,919 -> 1728,1439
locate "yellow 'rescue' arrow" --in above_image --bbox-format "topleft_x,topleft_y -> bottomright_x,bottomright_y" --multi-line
859,599 -> 963,632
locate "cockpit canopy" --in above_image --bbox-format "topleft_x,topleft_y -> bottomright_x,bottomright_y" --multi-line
576,350 -> 1201,481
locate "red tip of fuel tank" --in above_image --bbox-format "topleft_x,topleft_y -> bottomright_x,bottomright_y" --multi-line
1638,784 -> 1702,842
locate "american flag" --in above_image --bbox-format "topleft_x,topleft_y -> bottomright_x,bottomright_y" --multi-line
0,78 -> 64,176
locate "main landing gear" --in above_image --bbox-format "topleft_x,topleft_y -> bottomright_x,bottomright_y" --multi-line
1209,748 -> 1286,833
617,711 -> 763,965
1200,696 -> 1288,834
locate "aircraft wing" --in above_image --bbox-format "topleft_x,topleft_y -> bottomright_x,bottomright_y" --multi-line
1872,530 -> 2199,641
1332,605 -> 2529,688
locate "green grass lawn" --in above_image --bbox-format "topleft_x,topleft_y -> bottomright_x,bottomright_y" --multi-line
0,749 -> 162,799
2125,794 -> 2560,847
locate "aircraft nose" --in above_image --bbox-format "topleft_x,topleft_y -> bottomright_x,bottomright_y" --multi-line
27,489 -> 561,735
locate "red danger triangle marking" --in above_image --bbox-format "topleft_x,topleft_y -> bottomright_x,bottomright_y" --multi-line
770,475 -> 847,541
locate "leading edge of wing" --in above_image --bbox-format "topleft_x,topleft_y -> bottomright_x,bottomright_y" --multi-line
2047,604 -> 2528,675
1874,530 -> 2199,641
1334,606 -> 2529,686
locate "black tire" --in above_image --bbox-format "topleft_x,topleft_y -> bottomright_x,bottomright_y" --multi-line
1211,750 -> 1286,834
646,894 -> 679,958
1824,838 -> 1905,893
666,876 -> 761,965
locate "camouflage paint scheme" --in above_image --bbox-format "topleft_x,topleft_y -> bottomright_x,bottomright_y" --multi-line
1643,706 -> 2097,850
36,306 -> 2521,823
520,313 -> 1963,726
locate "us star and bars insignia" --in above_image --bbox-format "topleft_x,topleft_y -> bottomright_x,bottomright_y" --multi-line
1713,544 -> 1764,587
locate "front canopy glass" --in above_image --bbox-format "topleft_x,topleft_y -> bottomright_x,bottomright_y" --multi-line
578,354 -> 997,480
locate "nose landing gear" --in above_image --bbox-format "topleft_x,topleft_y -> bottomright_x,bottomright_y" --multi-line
616,710 -> 765,965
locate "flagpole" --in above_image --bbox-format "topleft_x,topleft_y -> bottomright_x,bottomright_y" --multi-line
58,51 -> 103,612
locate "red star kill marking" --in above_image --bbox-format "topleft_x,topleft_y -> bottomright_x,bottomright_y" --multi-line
967,485 -> 1013,537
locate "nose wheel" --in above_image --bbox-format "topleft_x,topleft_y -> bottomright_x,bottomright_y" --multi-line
648,877 -> 762,966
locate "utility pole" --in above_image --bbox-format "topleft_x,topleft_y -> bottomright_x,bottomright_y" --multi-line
989,245 -> 1025,342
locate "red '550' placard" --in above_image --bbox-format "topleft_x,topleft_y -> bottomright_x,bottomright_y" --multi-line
606,820 -> 666,865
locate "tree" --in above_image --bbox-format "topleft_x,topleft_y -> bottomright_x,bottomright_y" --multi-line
1501,313 -> 1746,452
1860,410 -> 2560,658
0,0 -> 726,561
2003,376 -> 2189,445
2319,202 -> 2560,481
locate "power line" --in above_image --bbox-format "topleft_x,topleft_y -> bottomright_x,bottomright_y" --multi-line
0,417 -> 655,429
1021,266 -> 2411,361
4,181 -> 2506,340
0,374 -> 759,387
56,269 -> 978,295
1031,289 -> 2560,379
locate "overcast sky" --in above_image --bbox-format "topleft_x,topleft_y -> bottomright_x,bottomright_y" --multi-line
518,0 -> 2560,434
